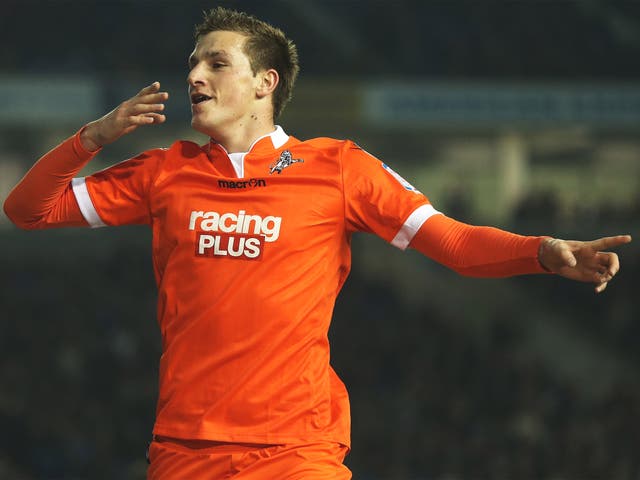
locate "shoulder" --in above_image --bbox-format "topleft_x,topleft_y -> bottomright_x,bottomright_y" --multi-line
107,140 -> 208,180
296,136 -> 353,149
139,139 -> 209,169
163,139 -> 208,159
290,137 -> 358,157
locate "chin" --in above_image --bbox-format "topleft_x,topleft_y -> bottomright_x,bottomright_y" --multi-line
191,117 -> 211,136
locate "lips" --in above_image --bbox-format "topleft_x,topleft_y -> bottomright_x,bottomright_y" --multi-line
191,93 -> 212,104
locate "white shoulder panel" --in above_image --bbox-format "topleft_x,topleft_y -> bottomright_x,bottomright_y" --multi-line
391,204 -> 441,250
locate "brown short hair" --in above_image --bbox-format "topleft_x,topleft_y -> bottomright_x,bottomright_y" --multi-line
195,7 -> 300,119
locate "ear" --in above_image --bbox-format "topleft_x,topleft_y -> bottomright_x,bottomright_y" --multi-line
256,68 -> 279,99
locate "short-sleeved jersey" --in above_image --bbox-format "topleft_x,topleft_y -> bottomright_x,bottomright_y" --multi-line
72,127 -> 438,446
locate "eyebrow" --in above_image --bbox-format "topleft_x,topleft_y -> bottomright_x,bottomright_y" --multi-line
188,50 -> 230,67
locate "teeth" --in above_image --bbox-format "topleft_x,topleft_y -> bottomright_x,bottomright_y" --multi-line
193,94 -> 211,104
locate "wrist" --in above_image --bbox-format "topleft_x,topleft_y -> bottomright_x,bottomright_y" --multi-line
537,237 -> 554,272
79,122 -> 102,152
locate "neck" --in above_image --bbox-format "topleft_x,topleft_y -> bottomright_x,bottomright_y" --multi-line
210,116 -> 276,153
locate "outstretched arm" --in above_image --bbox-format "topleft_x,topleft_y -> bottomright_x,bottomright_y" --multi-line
3,82 -> 168,229
410,213 -> 631,293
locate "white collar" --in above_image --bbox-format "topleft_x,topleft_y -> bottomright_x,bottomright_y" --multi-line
269,125 -> 289,149
221,126 -> 289,178
215,125 -> 289,154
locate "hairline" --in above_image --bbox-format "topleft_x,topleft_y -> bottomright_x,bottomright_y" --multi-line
195,30 -> 260,73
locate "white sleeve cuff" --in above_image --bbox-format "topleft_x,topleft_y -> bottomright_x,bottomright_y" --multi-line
71,177 -> 106,228
391,204 -> 441,250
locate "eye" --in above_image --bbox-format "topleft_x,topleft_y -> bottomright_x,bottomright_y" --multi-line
212,62 -> 226,69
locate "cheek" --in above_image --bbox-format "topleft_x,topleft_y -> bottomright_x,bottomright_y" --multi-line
225,79 -> 254,105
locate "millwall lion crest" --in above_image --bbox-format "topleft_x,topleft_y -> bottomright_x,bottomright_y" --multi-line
269,150 -> 304,175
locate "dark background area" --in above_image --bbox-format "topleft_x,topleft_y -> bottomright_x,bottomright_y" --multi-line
1,1 -> 639,479
3,0 -> 640,80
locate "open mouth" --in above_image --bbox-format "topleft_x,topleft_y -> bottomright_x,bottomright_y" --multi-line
191,93 -> 212,105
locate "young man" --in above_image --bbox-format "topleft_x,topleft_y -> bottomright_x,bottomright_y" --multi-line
3,7 -> 631,479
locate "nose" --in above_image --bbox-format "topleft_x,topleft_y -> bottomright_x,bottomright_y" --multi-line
187,62 -> 206,87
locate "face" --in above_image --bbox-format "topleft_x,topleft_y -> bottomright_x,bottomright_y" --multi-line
187,30 -> 261,137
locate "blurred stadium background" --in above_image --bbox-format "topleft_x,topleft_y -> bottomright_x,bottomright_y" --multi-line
1,0 -> 639,479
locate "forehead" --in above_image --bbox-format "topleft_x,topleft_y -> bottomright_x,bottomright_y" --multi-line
191,30 -> 249,59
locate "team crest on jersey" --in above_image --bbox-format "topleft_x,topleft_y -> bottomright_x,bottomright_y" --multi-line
269,150 -> 304,174
381,163 -> 420,193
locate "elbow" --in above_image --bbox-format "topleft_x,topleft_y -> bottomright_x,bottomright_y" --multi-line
2,196 -> 19,226
3,196 -> 40,230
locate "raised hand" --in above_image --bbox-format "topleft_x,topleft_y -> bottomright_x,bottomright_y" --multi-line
80,82 -> 169,151
538,235 -> 632,293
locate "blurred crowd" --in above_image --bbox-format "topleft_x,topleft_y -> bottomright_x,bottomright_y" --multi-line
2,0 -> 639,80
0,207 -> 637,479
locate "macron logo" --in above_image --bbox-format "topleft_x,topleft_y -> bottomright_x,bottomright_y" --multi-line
189,210 -> 282,260
218,179 -> 266,189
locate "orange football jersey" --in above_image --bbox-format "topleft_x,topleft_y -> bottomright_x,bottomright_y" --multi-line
70,127 -> 436,446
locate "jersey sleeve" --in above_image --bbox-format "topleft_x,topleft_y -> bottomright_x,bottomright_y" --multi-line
341,141 -> 439,249
74,149 -> 164,227
410,213 -> 549,277
3,128 -> 98,229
